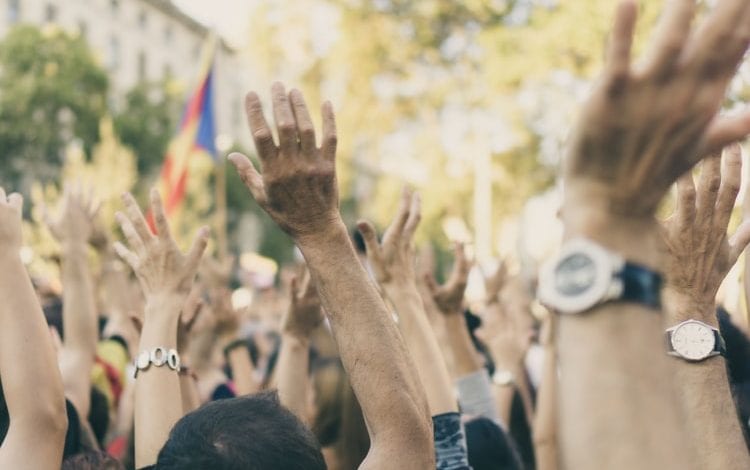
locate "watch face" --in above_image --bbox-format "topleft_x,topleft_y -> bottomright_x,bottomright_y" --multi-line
555,253 -> 597,297
671,322 -> 716,361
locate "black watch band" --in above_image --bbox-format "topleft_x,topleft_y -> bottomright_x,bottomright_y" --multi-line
617,262 -> 662,310
713,329 -> 727,356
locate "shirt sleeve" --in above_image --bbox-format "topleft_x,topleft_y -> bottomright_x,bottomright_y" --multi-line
433,412 -> 473,470
455,369 -> 500,424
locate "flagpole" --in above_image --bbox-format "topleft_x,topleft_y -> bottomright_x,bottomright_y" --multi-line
215,159 -> 228,261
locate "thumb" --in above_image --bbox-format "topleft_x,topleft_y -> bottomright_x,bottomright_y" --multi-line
228,152 -> 266,203
356,220 -> 381,256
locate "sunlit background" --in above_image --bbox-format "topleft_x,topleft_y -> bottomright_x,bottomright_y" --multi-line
1,0 -> 749,320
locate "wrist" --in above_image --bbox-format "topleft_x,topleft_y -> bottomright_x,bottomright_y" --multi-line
281,332 -> 310,349
663,288 -> 717,326
562,191 -> 662,270
295,218 -> 348,251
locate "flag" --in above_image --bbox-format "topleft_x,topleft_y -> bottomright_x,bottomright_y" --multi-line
156,36 -> 218,222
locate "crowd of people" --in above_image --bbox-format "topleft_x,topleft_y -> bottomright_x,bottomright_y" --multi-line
2,0 -> 750,468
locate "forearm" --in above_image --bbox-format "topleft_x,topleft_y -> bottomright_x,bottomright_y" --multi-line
61,243 -> 98,416
228,346 -> 258,396
297,222 -> 433,460
276,333 -> 311,423
180,373 -> 201,414
0,251 -> 67,467
533,344 -> 559,470
666,299 -> 750,469
386,284 -> 457,416
135,297 -> 183,468
443,313 -> 482,377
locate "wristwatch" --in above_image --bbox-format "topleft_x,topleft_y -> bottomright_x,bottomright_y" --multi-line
492,370 -> 515,387
133,347 -> 181,378
666,319 -> 726,362
538,238 -> 662,315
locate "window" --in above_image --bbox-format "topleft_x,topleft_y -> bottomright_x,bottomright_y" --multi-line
137,51 -> 147,81
108,36 -> 120,71
7,0 -> 20,24
44,3 -> 57,22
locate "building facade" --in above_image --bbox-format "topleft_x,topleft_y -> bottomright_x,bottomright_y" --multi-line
0,0 -> 249,151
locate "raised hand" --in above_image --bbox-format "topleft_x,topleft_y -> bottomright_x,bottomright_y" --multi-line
282,268 -> 324,341
662,145 -> 750,320
483,260 -> 508,305
357,187 -> 421,287
228,83 -> 339,239
564,1 -> 750,237
113,190 -> 209,302
424,242 -> 471,315
44,184 -> 100,247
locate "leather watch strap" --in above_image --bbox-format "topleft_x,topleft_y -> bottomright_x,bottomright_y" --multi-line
713,328 -> 727,357
618,262 -> 662,310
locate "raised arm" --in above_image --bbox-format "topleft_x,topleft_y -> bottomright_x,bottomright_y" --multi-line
359,190 -> 472,469
45,186 -> 100,418
549,1 -> 750,468
660,146 -> 750,470
0,190 -> 67,470
229,83 -> 433,469
114,190 -> 208,468
276,268 -> 324,423
532,314 -> 558,470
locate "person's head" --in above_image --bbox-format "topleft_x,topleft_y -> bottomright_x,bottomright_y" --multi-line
61,450 -> 124,470
465,416 -> 524,470
155,391 -> 326,470
311,359 -> 369,469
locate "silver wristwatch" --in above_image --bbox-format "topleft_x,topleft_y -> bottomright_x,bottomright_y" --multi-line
666,319 -> 725,362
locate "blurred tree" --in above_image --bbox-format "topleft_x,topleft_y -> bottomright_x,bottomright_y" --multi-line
113,81 -> 182,178
0,25 -> 108,190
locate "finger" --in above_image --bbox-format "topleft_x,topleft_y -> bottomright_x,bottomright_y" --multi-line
356,220 -> 382,260
703,111 -> 750,158
228,153 -> 267,204
320,101 -> 337,161
115,212 -> 147,256
113,241 -> 139,271
245,92 -> 277,161
674,171 -> 697,225
271,82 -> 298,156
686,0 -> 750,79
604,0 -> 637,93
150,188 -> 173,241
121,192 -> 154,243
382,187 -> 412,246
715,144 -> 743,230
423,271 -> 440,295
451,242 -> 471,283
289,89 -> 317,156
7,193 -> 23,215
729,220 -> 750,264
695,154 -> 722,220
290,275 -> 300,299
639,0 -> 695,76
402,192 -> 422,245
186,226 -> 210,273
303,272 -> 317,299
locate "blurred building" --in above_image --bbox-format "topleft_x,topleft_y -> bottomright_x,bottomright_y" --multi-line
0,0 -> 249,150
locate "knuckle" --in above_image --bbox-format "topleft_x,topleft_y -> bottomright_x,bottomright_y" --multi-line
278,122 -> 296,134
253,128 -> 273,143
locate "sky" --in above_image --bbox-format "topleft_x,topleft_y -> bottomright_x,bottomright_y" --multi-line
173,0 -> 252,48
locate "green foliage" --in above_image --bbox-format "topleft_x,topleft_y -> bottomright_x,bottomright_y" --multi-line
0,26 -> 108,189
113,81 -> 182,178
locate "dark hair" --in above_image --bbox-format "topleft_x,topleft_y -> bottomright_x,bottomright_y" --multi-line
155,391 -> 326,470
62,450 -> 124,470
465,416 -> 524,470
88,386 -> 110,448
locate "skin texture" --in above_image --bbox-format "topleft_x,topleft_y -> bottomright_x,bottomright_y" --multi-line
661,146 -> 750,470
532,315 -> 559,470
45,185 -> 100,419
114,190 -> 208,468
0,190 -> 67,470
558,1 -> 750,469
229,83 -> 434,469
358,188 -> 458,416
277,267 -> 324,423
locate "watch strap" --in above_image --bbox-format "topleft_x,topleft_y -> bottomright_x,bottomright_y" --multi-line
714,328 -> 727,357
618,262 -> 662,310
